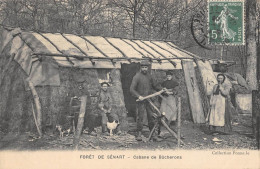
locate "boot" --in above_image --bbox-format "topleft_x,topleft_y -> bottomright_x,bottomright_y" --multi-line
102,125 -> 107,133
152,134 -> 163,142
88,131 -> 97,136
136,131 -> 142,141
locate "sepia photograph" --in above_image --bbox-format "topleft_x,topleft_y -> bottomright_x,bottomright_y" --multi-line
0,0 -> 259,168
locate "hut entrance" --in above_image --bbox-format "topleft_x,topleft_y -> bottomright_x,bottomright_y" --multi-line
120,63 -> 140,119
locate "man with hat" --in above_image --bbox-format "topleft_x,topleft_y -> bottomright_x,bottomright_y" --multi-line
84,82 -> 120,136
130,60 -> 163,141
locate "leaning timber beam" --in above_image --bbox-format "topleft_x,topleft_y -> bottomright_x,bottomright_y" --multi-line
73,96 -> 87,150
27,79 -> 42,137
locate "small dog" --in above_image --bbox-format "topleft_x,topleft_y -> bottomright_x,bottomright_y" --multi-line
56,125 -> 71,139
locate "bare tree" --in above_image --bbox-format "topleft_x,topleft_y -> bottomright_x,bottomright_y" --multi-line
1,0 -> 23,27
109,0 -> 147,38
138,0 -> 179,40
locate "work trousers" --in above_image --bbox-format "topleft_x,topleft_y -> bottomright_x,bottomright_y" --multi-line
136,100 -> 156,132
84,113 -> 101,132
85,110 -> 119,132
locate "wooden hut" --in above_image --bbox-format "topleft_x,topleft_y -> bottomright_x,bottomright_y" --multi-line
0,27 -> 210,134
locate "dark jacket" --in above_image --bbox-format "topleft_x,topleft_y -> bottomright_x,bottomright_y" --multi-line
98,90 -> 112,110
161,79 -> 179,90
130,72 -> 161,98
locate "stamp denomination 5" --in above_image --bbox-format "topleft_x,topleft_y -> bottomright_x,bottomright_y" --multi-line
208,0 -> 245,45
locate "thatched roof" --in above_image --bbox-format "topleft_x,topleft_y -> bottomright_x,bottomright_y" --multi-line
1,27 -> 200,86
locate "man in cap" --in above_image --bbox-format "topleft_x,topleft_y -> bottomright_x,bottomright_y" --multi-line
130,60 -> 163,141
97,82 -> 121,135
85,82 -> 120,136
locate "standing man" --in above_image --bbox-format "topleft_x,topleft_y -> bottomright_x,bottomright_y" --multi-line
130,60 -> 162,141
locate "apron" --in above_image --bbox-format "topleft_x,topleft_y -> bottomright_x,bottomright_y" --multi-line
207,94 -> 226,126
160,95 -> 177,121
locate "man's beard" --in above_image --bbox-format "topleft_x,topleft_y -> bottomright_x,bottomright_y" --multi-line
141,70 -> 147,74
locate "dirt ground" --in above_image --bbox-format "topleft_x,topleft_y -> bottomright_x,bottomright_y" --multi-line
0,114 -> 258,150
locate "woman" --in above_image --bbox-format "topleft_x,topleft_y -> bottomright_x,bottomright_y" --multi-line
160,71 -> 179,122
207,74 -> 233,134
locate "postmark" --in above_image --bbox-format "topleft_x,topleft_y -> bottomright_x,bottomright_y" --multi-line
208,0 -> 245,45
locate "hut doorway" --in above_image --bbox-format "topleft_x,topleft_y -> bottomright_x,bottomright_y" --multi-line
120,63 -> 140,119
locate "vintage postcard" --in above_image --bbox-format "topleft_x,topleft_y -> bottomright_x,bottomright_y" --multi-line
0,0 -> 259,168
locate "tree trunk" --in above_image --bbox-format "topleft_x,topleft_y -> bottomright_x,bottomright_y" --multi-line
246,0 -> 258,90
43,13 -> 49,31
34,15 -> 39,30
252,90 -> 260,142
177,97 -> 181,148
133,11 -> 137,38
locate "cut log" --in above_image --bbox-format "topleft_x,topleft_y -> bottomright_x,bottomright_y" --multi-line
73,96 -> 87,150
136,89 -> 165,102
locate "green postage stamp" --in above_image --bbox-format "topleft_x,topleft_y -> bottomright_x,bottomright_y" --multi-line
208,0 -> 245,45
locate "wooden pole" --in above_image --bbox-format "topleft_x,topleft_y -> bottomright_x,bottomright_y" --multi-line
27,80 -> 42,137
31,103 -> 42,137
136,90 -> 165,102
177,97 -> 181,147
32,52 -> 195,61
160,119 -> 185,145
73,96 -> 87,150
147,99 -> 185,145
148,121 -> 159,141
